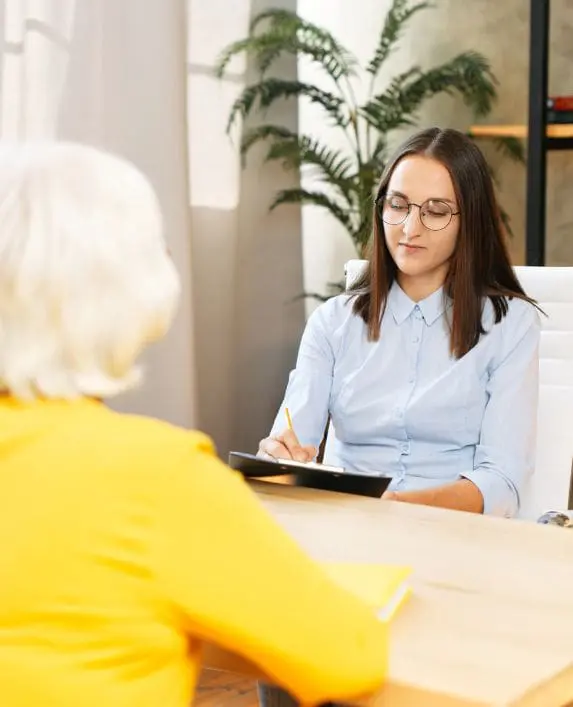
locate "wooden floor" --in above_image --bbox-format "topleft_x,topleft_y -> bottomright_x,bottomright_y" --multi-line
194,669 -> 259,706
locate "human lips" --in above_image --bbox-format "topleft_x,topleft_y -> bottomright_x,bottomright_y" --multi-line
398,242 -> 425,253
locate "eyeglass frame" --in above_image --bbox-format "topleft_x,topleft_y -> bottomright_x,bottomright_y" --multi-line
374,193 -> 461,232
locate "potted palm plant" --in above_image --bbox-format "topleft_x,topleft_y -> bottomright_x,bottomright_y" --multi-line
216,0 -> 523,296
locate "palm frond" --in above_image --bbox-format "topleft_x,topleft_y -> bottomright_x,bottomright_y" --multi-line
270,188 -> 356,233
472,134 -> 526,165
371,135 -> 389,162
488,164 -> 501,188
491,135 -> 526,164
239,125 -> 296,157
499,205 -> 515,239
240,126 -> 357,205
226,79 -> 346,132
360,67 -> 422,133
251,9 -> 357,78
350,157 -> 385,250
267,136 -> 356,204
215,9 -> 356,80
361,51 -> 497,133
367,0 -> 431,78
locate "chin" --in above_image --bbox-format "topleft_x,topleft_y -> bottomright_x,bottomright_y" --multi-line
394,258 -> 431,278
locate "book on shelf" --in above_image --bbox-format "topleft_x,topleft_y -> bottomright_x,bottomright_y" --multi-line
547,96 -> 573,111
547,109 -> 573,125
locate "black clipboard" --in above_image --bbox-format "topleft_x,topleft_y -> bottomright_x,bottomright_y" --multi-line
228,451 -> 391,499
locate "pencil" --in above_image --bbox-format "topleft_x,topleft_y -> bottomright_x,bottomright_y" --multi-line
285,407 -> 294,431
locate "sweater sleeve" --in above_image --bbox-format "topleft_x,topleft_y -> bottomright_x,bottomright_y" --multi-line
152,434 -> 387,706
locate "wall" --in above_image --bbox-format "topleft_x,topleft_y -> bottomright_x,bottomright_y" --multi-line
188,0 -> 306,457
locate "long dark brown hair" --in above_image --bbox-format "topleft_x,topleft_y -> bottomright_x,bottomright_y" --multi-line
351,127 -> 538,358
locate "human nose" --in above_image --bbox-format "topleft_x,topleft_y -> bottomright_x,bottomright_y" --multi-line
402,203 -> 423,238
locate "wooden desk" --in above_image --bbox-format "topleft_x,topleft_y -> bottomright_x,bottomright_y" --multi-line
204,481 -> 573,707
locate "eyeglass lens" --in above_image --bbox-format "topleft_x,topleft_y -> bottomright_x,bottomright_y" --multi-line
380,195 -> 453,231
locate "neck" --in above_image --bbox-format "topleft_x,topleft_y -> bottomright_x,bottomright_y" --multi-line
397,270 -> 446,302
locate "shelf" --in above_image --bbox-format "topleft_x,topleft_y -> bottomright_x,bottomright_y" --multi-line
469,123 -> 573,139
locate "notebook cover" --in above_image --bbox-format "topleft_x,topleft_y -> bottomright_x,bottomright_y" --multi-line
322,563 -> 412,621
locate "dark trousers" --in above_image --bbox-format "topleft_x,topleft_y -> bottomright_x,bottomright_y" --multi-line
257,683 -> 340,706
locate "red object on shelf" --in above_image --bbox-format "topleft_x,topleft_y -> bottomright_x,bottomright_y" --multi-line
547,96 -> 573,111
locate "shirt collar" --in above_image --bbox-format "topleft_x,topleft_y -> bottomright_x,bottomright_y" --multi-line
387,281 -> 450,326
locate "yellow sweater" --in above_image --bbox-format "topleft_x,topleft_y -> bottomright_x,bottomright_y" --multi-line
0,397 -> 388,706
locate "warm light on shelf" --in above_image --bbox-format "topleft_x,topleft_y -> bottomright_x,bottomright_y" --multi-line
469,124 -> 573,139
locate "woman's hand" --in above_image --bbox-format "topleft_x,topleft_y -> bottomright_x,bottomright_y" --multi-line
258,429 -> 317,463
382,490 -> 399,501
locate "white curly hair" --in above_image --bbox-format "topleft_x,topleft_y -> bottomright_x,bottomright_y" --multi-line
0,142 -> 180,399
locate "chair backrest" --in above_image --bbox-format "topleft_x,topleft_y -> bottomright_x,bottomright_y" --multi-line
513,266 -> 573,519
336,260 -> 573,519
344,259 -> 368,290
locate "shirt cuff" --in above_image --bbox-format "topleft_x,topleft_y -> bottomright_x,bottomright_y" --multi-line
461,468 -> 518,518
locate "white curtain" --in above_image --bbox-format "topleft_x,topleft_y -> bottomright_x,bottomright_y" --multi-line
0,0 -> 307,456
0,0 -> 197,428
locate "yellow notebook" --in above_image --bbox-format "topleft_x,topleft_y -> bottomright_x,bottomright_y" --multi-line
322,563 -> 411,621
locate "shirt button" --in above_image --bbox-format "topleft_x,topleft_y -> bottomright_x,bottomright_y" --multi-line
401,443 -> 410,454
413,336 -> 420,343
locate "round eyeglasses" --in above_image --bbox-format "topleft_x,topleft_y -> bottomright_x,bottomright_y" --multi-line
377,194 -> 460,231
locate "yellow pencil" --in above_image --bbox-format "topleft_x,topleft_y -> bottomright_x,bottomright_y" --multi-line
285,407 -> 294,431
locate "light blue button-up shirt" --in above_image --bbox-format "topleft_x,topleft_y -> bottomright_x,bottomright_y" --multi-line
270,283 -> 541,517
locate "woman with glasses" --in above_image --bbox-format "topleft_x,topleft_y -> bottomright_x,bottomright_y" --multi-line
257,124 -> 541,707
259,126 -> 540,518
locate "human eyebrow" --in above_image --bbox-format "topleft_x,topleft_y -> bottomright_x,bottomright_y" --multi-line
387,190 -> 456,205
428,196 -> 457,205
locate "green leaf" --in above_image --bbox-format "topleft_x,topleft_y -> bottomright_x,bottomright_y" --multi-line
267,136 -> 356,203
266,136 -> 353,179
270,188 -> 356,233
350,160 -> 385,250
248,9 -> 357,78
215,37 -> 267,78
367,0 -> 431,78
498,204 -> 515,238
226,79 -> 346,132
239,125 -> 296,157
491,136 -> 526,164
360,67 -> 422,133
240,126 -> 358,207
468,131 -> 526,165
215,9 -> 356,81
360,51 -> 497,133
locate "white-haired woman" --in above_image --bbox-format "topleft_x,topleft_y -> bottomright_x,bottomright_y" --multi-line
0,143 -> 388,707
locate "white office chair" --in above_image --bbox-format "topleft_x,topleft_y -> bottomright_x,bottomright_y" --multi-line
331,259 -> 573,520
513,266 -> 573,519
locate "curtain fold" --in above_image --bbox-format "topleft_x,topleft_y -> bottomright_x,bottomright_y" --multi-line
0,0 -> 198,429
